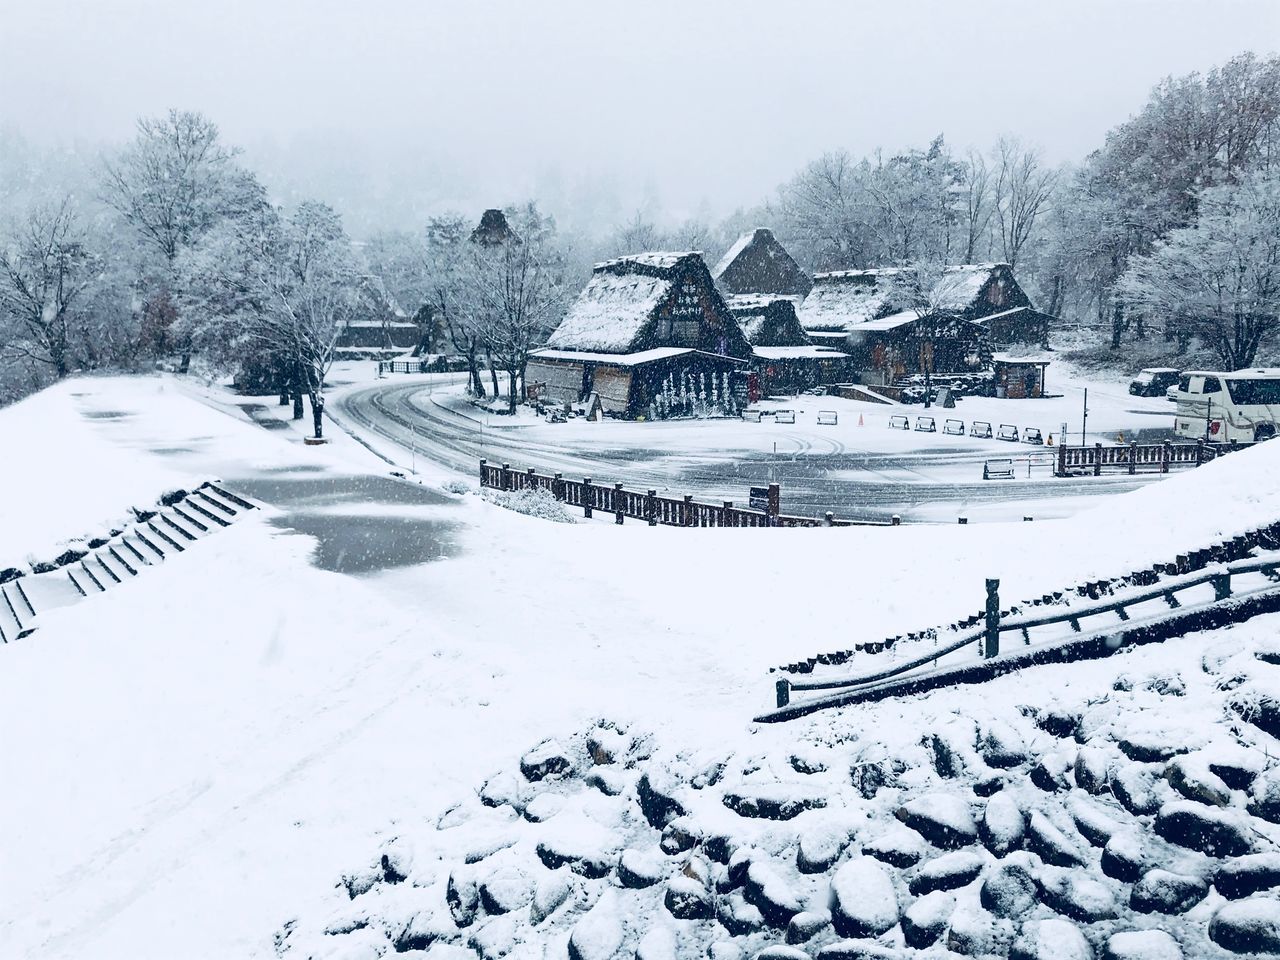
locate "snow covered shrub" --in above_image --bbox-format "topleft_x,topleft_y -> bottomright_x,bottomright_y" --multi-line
442,479 -> 474,496
482,486 -> 575,523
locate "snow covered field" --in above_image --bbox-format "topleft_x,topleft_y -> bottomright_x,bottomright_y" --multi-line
1,373 -> 1278,958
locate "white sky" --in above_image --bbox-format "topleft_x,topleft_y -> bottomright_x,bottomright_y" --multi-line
3,0 -> 1278,234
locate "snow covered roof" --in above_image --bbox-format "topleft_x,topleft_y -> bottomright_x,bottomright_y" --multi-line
530,347 -> 746,367
851,310 -> 919,332
800,263 -> 1010,334
752,346 -> 849,360
991,353 -> 1050,365
711,233 -> 757,280
932,263 -> 1005,312
969,305 -> 1029,325
725,293 -> 804,314
712,229 -> 812,297
546,271 -> 675,352
593,251 -> 701,272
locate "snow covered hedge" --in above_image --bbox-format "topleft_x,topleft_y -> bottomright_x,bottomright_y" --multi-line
482,487 -> 575,524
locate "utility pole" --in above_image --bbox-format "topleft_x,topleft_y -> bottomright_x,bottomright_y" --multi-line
1081,387 -> 1089,446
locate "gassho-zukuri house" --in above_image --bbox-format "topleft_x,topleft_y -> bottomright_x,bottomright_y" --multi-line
526,252 -> 752,419
796,262 -> 1052,385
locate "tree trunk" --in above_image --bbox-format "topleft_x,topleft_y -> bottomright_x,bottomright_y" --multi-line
507,366 -> 519,414
292,392 -> 304,420
466,351 -> 484,397
1109,301 -> 1126,350
486,348 -> 500,399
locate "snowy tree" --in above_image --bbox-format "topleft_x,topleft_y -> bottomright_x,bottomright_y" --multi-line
0,198 -> 100,379
991,139 -> 1057,269
1119,171 -> 1280,370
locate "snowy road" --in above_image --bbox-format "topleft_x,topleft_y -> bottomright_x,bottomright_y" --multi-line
331,377 -> 1160,523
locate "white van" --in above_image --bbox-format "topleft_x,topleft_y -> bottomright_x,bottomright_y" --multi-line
1173,369 -> 1280,442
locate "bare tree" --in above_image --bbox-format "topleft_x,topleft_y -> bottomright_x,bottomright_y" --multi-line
961,150 -> 994,264
992,138 -> 1057,268
0,198 -> 98,378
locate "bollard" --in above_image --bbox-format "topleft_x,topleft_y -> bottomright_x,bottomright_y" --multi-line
984,579 -> 1001,658
891,515 -> 901,526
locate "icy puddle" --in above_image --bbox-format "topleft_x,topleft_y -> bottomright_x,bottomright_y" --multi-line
231,473 -> 461,574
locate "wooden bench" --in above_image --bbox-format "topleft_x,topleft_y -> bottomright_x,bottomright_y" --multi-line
816,410 -> 838,426
741,410 -> 762,423
1023,427 -> 1044,445
774,409 -> 796,425
943,419 -> 965,436
997,424 -> 1020,442
889,415 -> 910,430
984,458 -> 1016,480
970,420 -> 993,438
915,416 -> 936,432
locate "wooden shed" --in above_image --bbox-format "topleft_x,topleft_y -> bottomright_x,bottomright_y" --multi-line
992,356 -> 1050,398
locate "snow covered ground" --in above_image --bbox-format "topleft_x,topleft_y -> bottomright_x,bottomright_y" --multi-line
1,372 -> 1277,958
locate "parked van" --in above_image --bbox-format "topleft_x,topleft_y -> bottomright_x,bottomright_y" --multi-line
1129,368 -> 1181,397
1173,369 -> 1280,442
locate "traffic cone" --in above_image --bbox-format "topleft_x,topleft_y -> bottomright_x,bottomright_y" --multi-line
858,414 -> 864,427
1047,433 -> 1054,446
1116,431 -> 1125,444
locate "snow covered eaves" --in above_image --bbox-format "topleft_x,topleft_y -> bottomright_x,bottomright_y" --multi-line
725,293 -> 805,315
592,251 -> 702,272
969,305 -> 1029,325
531,347 -> 747,367
752,346 -> 849,360
546,272 -> 674,352
851,310 -> 920,332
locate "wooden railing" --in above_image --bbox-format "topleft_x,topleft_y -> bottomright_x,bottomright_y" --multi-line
767,546 -> 1280,720
479,460 -> 900,528
1054,438 -> 1253,477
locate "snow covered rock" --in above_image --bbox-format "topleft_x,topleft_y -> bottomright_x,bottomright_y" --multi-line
1009,917 -> 1092,960
722,784 -> 826,821
1036,703 -> 1081,739
785,910 -> 830,945
585,769 -> 629,797
946,906 -> 1013,956
902,890 -> 954,948
1248,769 -> 1280,824
637,771 -> 686,829
520,739 -> 574,781
1117,730 -> 1192,764
1100,832 -> 1148,882
568,893 -> 625,960
586,726 -> 628,765
850,754 -> 904,799
523,793 -> 565,823
980,856 -> 1040,919
1207,745 -> 1264,790
663,876 -> 712,920
1025,812 -> 1087,867
829,857 -> 899,938
908,850 -> 985,895
1101,929 -> 1183,960
1074,744 -> 1115,794
814,940 -> 898,960
478,866 -> 534,915
531,869 -> 573,923
1213,852 -> 1280,899
978,720 -> 1029,769
470,912 -> 521,960
447,868 -> 480,927
1111,765 -> 1162,816
1069,796 -> 1123,848
617,848 -> 668,889
1208,897 -> 1280,954
895,793 -> 978,849
659,816 -> 699,854
716,892 -> 764,935
979,793 -> 1025,856
1030,749 -> 1076,792
1129,868 -> 1208,914
1164,754 -> 1231,807
1037,867 -> 1119,922
753,947 -> 808,960
480,772 -> 526,810
535,821 -> 617,878
1153,800 -> 1254,857
743,859 -> 804,927
861,825 -> 925,868
796,819 -> 850,873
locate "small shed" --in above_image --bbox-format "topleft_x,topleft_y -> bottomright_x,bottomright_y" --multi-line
992,356 -> 1050,398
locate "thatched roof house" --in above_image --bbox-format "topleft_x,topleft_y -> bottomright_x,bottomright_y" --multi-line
711,228 -> 812,298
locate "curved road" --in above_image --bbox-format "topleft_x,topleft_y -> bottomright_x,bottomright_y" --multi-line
331,378 -> 1154,522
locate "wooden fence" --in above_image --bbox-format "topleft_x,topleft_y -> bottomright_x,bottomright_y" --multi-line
1054,438 -> 1253,477
479,459 -> 899,528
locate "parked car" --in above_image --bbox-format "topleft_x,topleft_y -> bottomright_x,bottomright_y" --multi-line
1173,369 -> 1280,442
1166,384 -> 1179,402
1129,368 -> 1181,397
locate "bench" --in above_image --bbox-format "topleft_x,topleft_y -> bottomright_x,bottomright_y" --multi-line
970,420 -> 993,438
774,409 -> 796,425
997,424 -> 1020,442
1023,427 -> 1044,445
888,415 -> 910,430
816,410 -> 838,426
943,419 -> 965,436
741,410 -> 762,423
915,416 -> 936,432
984,458 -> 1016,480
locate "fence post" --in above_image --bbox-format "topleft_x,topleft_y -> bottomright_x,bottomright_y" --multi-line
553,473 -> 564,501
683,494 -> 694,527
1212,573 -> 1232,601
646,489 -> 657,526
479,458 -> 487,487
1129,441 -> 1137,476
1196,439 -> 1205,466
775,678 -> 791,709
615,483 -> 625,525
984,578 -> 1001,658
767,483 -> 781,527
501,463 -> 512,491
825,512 -> 834,527
1093,443 -> 1102,477
892,515 -> 901,526
723,501 -> 734,528
1056,442 -> 1067,477
583,477 -> 593,518
1161,440 -> 1171,474
527,467 -> 536,490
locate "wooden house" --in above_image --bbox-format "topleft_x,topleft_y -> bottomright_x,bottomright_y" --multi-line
934,263 -> 1053,345
992,355 -> 1050,398
334,276 -> 422,356
712,228 -> 813,298
727,294 -> 849,395
526,252 -> 750,418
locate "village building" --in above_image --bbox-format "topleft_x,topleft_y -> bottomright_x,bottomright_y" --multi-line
727,294 -> 849,397
527,252 -> 751,419
711,227 -> 813,298
334,276 -> 422,357
992,355 -> 1051,398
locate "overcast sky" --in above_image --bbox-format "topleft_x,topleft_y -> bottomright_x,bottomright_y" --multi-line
4,0 -> 1278,235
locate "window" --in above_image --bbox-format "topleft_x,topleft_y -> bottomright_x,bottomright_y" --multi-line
1226,378 -> 1280,405
1202,376 -> 1222,393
